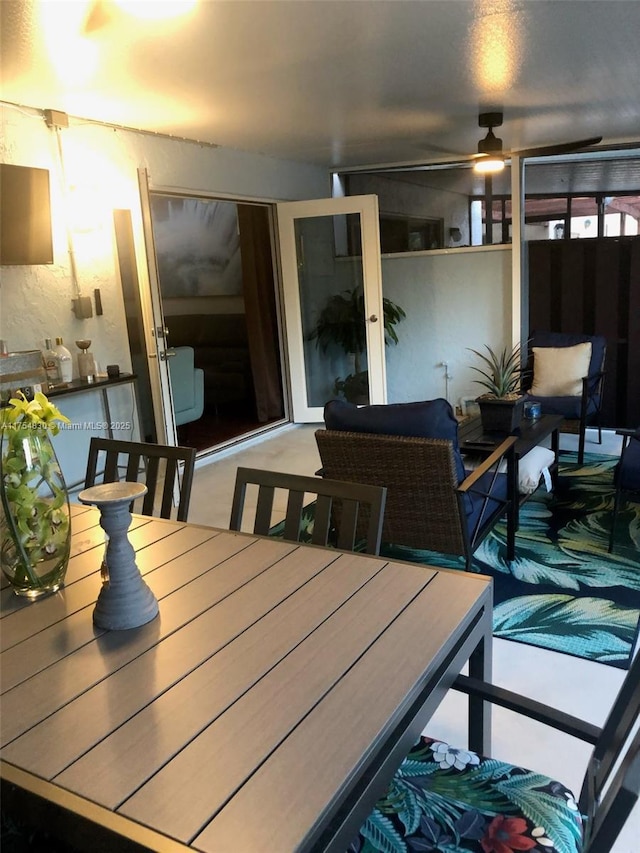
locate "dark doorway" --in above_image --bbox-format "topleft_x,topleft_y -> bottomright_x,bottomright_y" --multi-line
149,195 -> 286,451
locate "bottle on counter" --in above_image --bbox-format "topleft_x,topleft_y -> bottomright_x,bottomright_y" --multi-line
42,338 -> 61,384
54,337 -> 73,383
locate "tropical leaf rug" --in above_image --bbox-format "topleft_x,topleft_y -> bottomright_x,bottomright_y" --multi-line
272,452 -> 640,668
381,452 -> 640,669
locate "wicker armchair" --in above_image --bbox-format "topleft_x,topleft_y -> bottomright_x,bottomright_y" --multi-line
315,429 -> 516,571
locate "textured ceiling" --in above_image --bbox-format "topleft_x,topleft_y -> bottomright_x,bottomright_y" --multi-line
1,0 -> 640,172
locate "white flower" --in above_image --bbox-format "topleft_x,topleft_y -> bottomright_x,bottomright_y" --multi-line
532,826 -> 554,847
430,741 -> 480,771
564,792 -> 579,812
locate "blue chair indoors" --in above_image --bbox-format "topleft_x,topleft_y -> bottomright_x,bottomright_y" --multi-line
168,346 -> 205,427
315,398 -> 516,571
609,427 -> 640,553
351,649 -> 640,853
523,332 -> 607,465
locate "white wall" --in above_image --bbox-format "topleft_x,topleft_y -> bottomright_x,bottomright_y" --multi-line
382,246 -> 513,410
0,102 -> 329,485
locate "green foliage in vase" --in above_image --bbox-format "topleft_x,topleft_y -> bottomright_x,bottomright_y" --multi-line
1,392 -> 71,590
468,343 -> 525,399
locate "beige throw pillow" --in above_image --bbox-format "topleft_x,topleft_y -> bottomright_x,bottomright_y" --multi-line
531,342 -> 592,396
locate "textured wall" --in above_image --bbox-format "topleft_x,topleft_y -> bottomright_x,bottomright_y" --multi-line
383,247 -> 513,410
0,102 -> 328,485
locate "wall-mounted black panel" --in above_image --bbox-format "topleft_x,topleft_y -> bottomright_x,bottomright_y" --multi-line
0,163 -> 54,265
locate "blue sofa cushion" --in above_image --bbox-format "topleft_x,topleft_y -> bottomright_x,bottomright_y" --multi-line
465,469 -> 509,539
618,432 -> 640,492
324,398 -> 466,484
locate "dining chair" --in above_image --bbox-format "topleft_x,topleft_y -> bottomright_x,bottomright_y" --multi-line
608,426 -> 640,553
353,649 -> 640,853
523,331 -> 607,464
229,467 -> 387,555
84,438 -> 196,522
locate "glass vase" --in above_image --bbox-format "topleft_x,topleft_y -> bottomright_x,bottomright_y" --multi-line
0,426 -> 71,598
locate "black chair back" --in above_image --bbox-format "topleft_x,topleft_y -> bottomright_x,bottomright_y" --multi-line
229,467 -> 387,555
84,438 -> 196,522
579,650 -> 640,851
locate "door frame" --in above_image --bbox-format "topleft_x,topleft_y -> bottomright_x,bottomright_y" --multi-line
137,167 -> 178,446
276,194 -> 386,422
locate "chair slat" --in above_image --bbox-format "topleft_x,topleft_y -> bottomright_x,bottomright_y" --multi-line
142,456 -> 160,515
311,495 -> 334,547
229,467 -> 386,555
283,490 -> 305,542
254,486 -> 276,535
335,499 -> 359,551
160,458 -> 179,519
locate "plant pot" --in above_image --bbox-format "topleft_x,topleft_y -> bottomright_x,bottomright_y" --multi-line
477,396 -> 525,434
1,426 -> 71,598
334,371 -> 370,405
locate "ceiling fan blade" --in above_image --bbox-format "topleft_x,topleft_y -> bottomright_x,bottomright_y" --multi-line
512,137 -> 603,158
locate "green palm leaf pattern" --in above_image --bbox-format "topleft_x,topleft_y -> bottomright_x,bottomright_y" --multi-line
272,453 -> 640,667
359,811 -> 406,853
493,595 -> 637,660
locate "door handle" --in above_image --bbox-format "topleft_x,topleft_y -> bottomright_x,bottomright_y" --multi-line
154,326 -> 170,339
369,314 -> 378,322
160,350 -> 176,361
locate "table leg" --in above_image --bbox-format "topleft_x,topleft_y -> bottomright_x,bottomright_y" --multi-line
468,603 -> 493,755
551,428 -> 560,488
507,445 -> 517,553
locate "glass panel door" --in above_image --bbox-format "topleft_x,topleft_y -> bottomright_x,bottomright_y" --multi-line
277,195 -> 385,422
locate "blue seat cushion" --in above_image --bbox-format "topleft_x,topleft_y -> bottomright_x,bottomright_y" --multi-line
618,434 -> 640,492
464,469 -> 509,539
524,394 -> 598,419
352,736 -> 583,853
324,398 -> 466,484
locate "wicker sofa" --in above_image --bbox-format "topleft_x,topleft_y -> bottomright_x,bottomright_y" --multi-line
166,313 -> 252,410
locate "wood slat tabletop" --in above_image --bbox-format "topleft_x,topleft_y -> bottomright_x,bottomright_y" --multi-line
1,504 -> 493,853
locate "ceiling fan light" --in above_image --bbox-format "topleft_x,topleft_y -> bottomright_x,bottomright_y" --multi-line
474,157 -> 505,173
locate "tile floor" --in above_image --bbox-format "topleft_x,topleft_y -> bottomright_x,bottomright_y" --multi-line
189,424 -> 639,852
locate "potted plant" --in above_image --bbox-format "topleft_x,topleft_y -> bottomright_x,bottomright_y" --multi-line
309,285 -> 406,404
468,342 -> 526,433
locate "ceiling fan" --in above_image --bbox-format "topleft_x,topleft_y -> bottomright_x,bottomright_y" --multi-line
474,111 -> 603,173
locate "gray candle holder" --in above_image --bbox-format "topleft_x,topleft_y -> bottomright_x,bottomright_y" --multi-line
78,481 -> 159,630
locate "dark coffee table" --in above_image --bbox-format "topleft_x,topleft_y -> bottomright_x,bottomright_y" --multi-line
458,414 -> 563,525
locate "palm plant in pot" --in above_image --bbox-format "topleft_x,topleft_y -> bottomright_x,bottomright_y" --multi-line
309,285 -> 406,404
468,342 -> 526,433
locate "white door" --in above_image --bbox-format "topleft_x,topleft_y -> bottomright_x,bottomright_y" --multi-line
137,168 -> 178,446
277,194 -> 386,422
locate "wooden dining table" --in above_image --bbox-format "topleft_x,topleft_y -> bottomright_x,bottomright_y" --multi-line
1,504 -> 493,853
